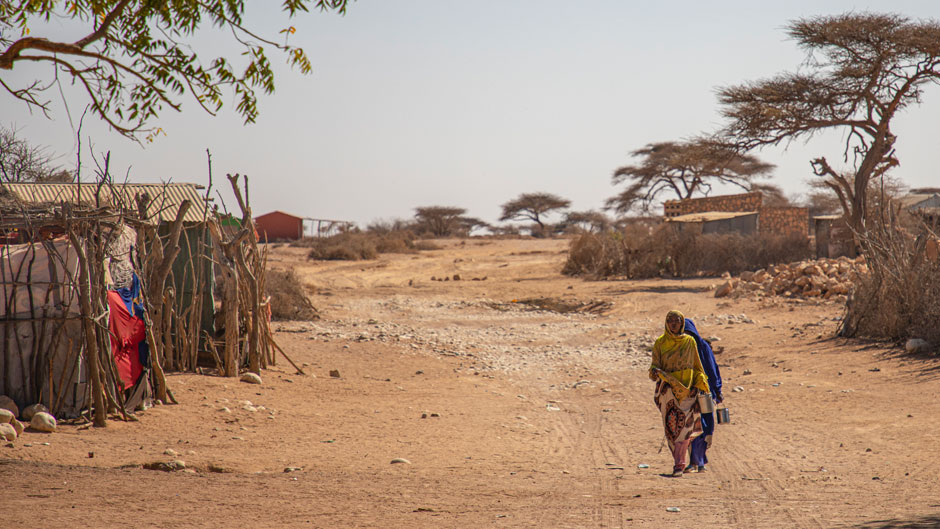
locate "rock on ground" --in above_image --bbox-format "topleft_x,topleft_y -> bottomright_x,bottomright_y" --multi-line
905,338 -> 931,354
0,423 -> 16,441
240,373 -> 263,385
22,403 -> 49,421
29,412 -> 56,433
0,396 -> 19,418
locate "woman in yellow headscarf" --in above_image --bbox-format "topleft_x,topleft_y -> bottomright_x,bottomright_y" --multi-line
649,309 -> 709,477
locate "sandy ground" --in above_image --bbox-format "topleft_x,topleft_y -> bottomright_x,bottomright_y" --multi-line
3,238 -> 940,528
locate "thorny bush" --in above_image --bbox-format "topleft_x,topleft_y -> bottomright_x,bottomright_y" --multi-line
841,218 -> 940,347
294,230 -> 437,261
264,267 -> 320,321
563,225 -> 812,279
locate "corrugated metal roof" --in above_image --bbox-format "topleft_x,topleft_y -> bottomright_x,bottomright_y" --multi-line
0,182 -> 209,223
897,193 -> 940,208
666,211 -> 758,223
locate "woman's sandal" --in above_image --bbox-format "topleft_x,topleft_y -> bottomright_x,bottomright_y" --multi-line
671,469 -> 684,478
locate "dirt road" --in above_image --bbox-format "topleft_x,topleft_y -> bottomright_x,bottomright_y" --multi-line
3,238 -> 939,528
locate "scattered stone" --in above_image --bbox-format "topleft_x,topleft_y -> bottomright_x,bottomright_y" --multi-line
0,408 -> 13,424
9,419 -> 24,436
0,395 -> 19,418
143,460 -> 186,472
390,458 -> 411,465
905,338 -> 930,354
284,467 -> 302,473
329,369 -> 341,378
164,449 -> 178,457
219,407 -> 231,413
452,274 -> 461,281
666,507 -> 681,513
22,403 -> 49,421
714,281 -> 734,298
742,369 -> 752,375
637,463 -> 650,469
733,386 -> 744,392
29,412 -> 56,433
0,423 -> 16,441
240,373 -> 263,385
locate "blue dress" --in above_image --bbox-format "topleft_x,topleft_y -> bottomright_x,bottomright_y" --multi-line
684,318 -> 722,467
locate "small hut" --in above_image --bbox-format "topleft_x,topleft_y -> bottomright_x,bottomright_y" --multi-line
0,176 -> 285,426
255,210 -> 304,241
665,211 -> 759,235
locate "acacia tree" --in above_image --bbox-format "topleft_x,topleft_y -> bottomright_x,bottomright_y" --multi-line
749,183 -> 791,207
559,210 -> 612,234
499,192 -> 570,235
0,126 -> 73,182
718,12 -> 940,238
606,138 -> 774,214
0,0 -> 348,139
414,206 -> 468,237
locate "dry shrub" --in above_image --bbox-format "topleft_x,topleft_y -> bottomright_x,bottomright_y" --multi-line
265,267 -> 320,321
306,233 -> 378,260
298,230 -> 428,261
413,240 -> 440,251
841,220 -> 940,346
563,226 -> 812,278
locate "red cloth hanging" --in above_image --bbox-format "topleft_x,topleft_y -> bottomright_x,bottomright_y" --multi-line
108,290 -> 145,388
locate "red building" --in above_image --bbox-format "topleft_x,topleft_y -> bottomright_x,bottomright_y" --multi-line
254,211 -> 304,241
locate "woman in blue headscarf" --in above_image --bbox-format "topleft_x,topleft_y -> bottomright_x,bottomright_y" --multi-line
649,310 -> 709,477
684,318 -> 723,472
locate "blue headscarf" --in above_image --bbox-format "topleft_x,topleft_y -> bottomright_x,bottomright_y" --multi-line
684,318 -> 722,400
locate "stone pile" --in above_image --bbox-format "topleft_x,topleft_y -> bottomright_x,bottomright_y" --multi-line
0,395 -> 55,442
715,256 -> 866,300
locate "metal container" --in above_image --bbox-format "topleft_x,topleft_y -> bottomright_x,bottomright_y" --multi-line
697,392 -> 715,413
716,407 -> 730,424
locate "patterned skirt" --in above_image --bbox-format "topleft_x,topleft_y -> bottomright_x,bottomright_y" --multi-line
653,379 -> 703,451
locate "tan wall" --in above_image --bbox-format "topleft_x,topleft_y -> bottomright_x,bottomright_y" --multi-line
664,192 -> 763,217
663,192 -> 809,237
759,207 -> 809,237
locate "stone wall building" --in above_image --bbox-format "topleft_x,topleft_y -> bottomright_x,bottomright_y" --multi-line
663,192 -> 809,237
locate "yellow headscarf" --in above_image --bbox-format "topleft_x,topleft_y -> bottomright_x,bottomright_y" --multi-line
649,309 -> 709,399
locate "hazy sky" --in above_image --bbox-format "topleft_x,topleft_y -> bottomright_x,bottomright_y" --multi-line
4,1 -> 940,228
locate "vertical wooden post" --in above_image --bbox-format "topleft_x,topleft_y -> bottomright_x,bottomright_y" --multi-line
223,261 -> 239,377
68,231 -> 107,427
